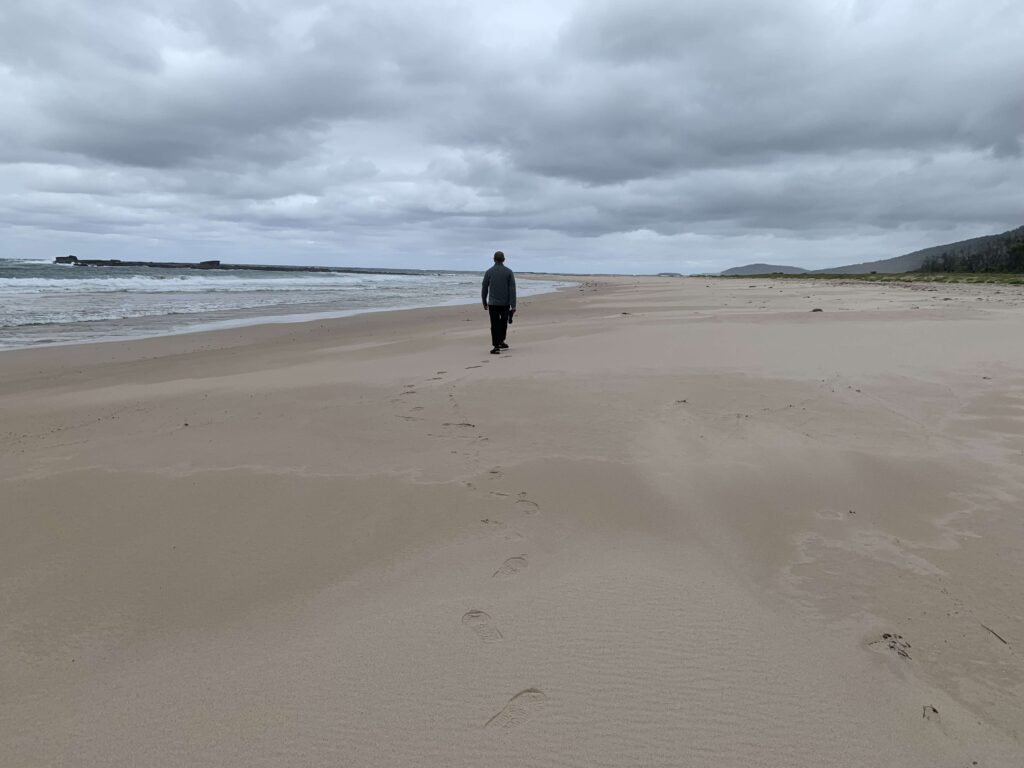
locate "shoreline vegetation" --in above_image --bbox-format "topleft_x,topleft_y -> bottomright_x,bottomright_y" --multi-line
719,271 -> 1024,284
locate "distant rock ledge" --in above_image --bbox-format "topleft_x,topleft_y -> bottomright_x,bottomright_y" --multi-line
52,255 -> 434,276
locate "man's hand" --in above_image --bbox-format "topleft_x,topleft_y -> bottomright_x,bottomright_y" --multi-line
483,303 -> 489,310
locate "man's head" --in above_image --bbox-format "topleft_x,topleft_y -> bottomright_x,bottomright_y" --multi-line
493,251 -> 505,263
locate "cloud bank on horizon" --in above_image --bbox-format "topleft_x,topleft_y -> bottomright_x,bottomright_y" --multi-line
1,0 -> 1021,273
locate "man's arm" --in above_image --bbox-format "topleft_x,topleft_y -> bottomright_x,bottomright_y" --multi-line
509,271 -> 517,310
481,272 -> 490,308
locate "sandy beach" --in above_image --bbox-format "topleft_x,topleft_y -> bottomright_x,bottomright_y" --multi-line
2,276 -> 1023,766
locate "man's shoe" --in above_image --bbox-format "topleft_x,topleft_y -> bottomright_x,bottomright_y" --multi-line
499,342 -> 509,349
490,347 -> 501,354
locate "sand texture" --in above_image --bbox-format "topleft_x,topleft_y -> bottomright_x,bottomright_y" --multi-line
2,277 -> 1023,766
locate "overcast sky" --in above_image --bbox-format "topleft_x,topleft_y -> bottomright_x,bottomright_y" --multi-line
1,0 -> 1021,273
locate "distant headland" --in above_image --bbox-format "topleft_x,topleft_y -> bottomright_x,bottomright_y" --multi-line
53,255 -> 433,276
719,225 -> 1024,276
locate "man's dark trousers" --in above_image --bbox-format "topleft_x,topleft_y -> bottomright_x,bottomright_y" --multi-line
488,305 -> 509,348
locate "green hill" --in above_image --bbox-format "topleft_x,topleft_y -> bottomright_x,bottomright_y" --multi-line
815,226 -> 1024,274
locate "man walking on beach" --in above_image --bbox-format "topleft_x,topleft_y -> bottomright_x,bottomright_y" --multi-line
482,251 -> 517,354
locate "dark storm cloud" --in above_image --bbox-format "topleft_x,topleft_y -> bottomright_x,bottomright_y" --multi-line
1,0 -> 1022,272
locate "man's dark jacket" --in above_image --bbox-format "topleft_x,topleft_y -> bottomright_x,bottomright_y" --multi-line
482,264 -> 517,308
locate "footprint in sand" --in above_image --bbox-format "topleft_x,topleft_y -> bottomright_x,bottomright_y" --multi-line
462,610 -> 503,643
493,555 -> 527,578
516,499 -> 540,514
870,632 -> 912,659
481,519 -> 521,542
485,688 -> 547,730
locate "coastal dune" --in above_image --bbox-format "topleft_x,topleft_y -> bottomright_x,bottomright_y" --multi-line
2,277 -> 1023,766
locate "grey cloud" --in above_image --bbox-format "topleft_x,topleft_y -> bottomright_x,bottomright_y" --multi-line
1,0 -> 1022,273
440,0 -> 1024,184
5,1 -> 470,168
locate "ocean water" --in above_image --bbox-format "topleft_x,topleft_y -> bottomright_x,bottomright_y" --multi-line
0,259 -> 566,350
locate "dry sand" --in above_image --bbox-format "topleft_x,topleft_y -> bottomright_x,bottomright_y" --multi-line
2,277 -> 1023,766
